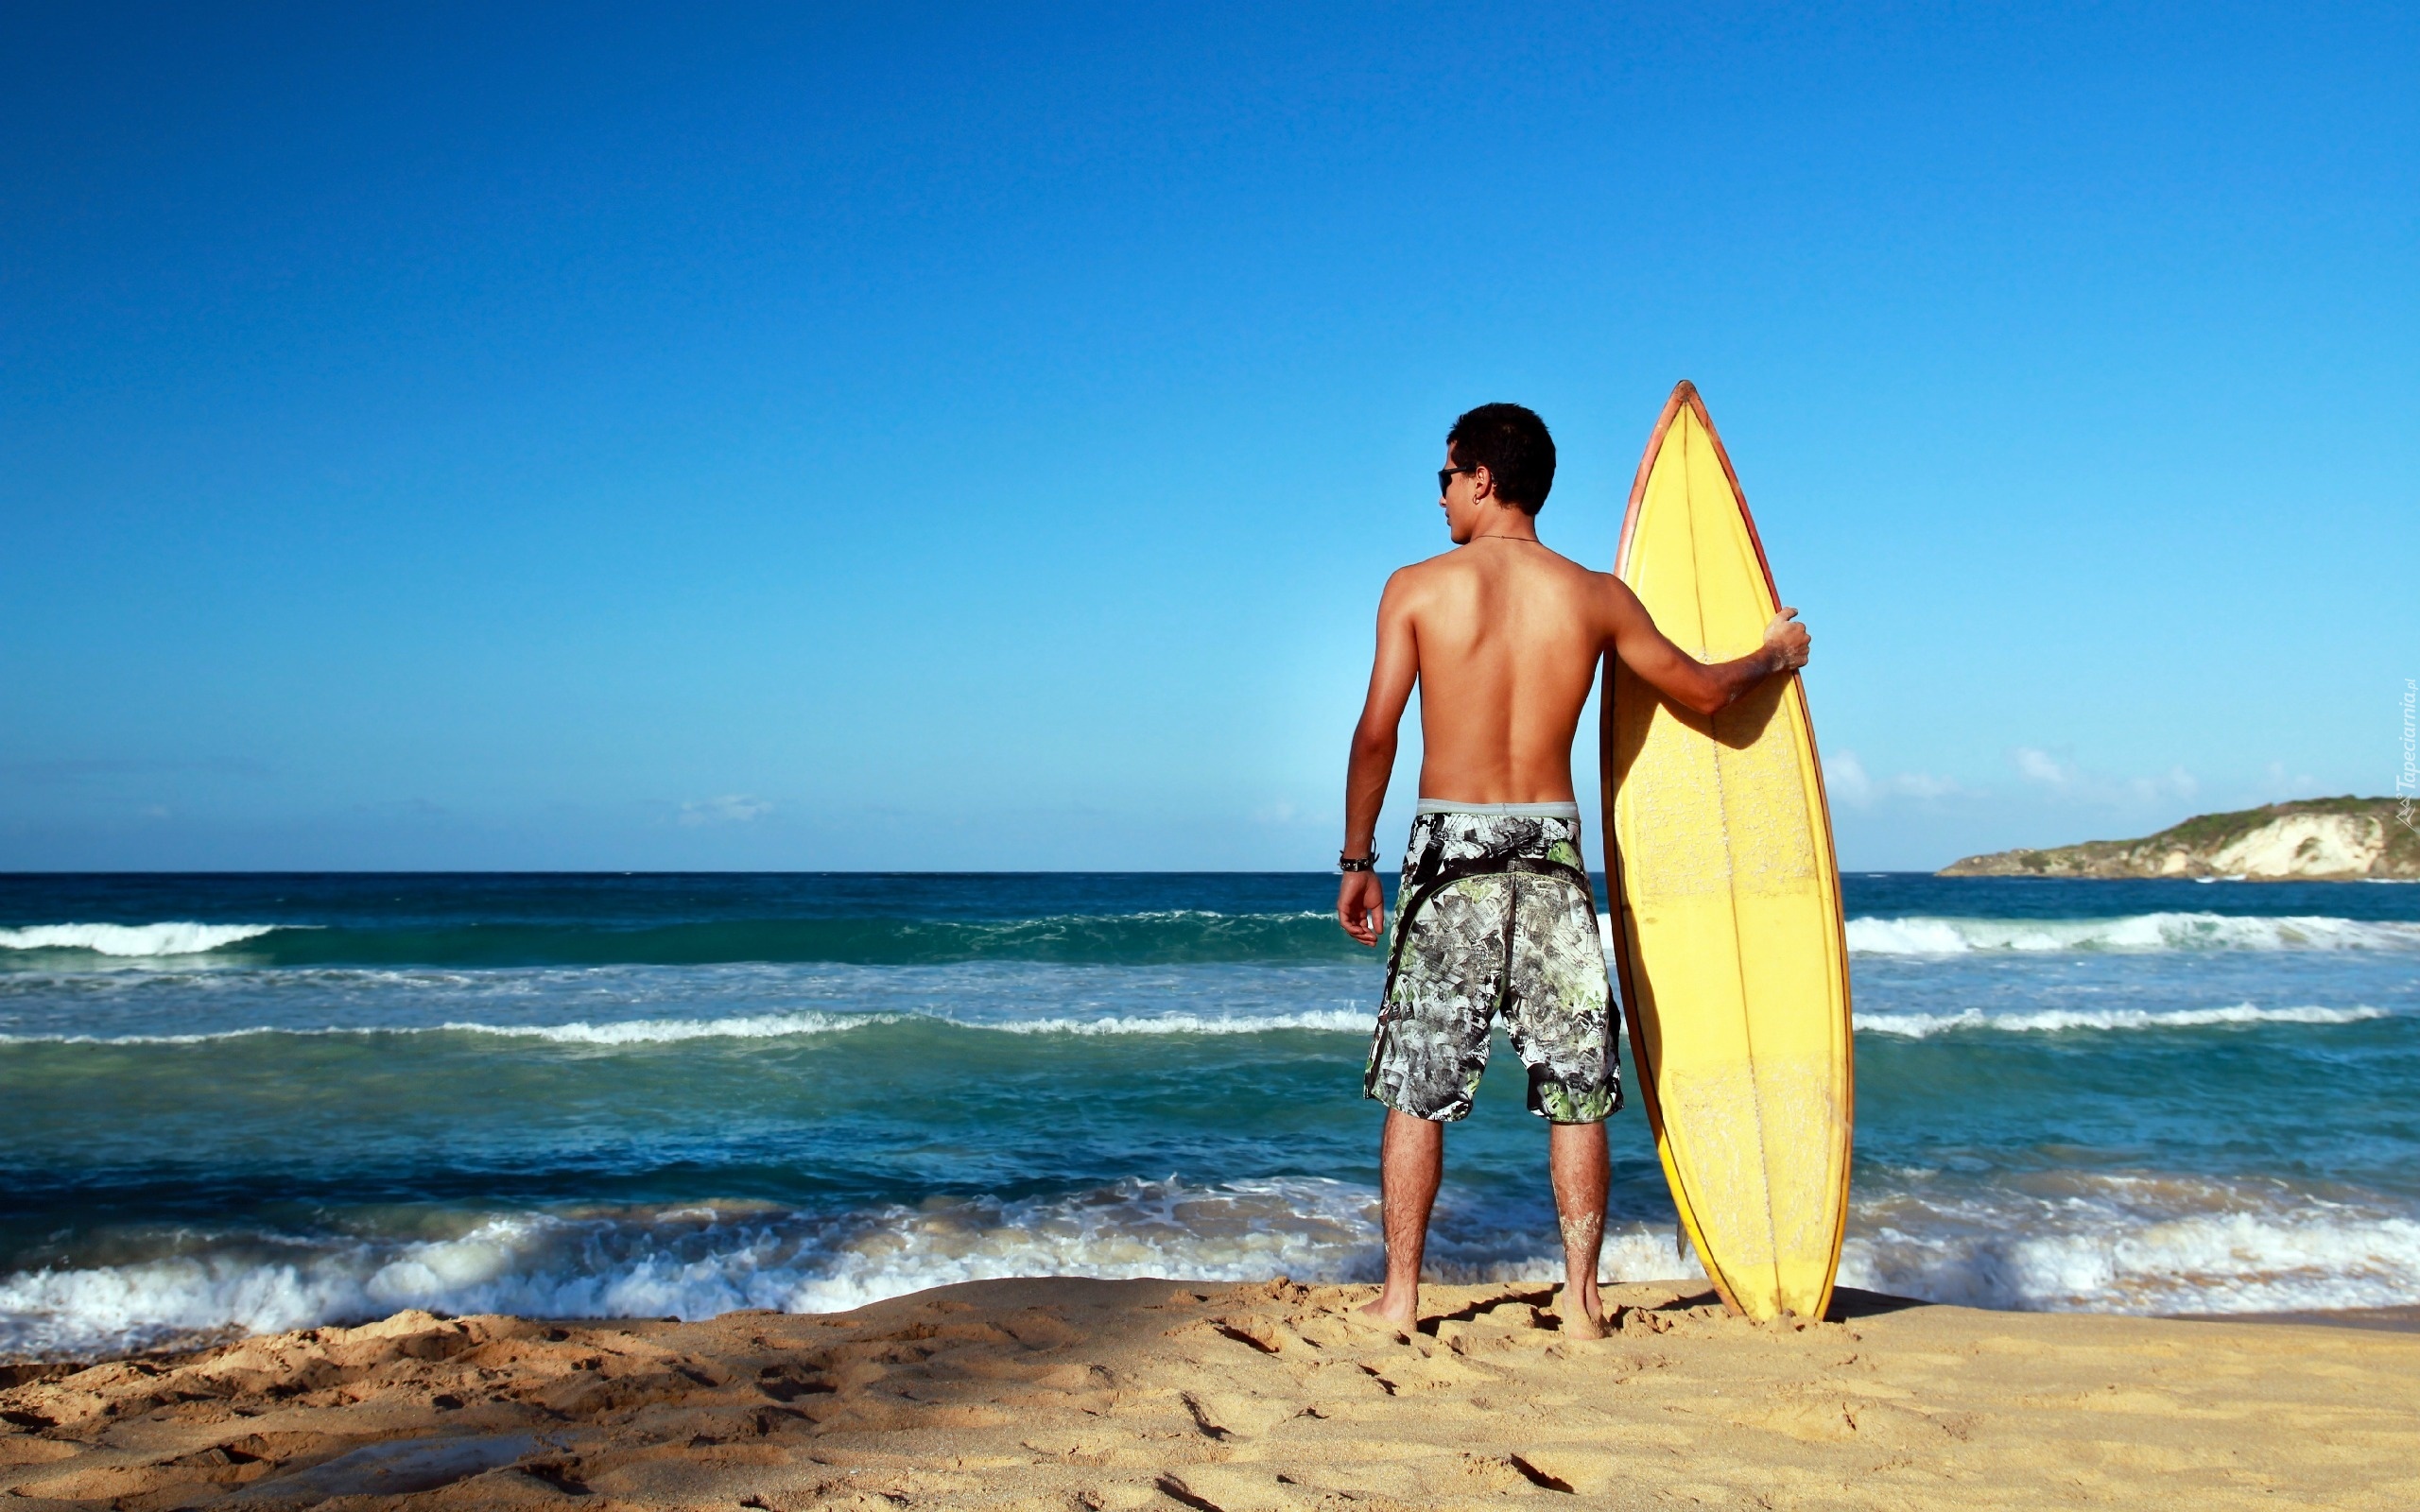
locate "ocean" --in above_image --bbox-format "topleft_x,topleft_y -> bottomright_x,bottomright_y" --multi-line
3,870 -> 2415,1361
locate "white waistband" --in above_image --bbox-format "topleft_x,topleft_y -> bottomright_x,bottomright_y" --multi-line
1416,799 -> 1583,820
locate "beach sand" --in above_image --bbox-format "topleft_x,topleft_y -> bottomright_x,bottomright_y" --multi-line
3,1280 -> 2413,1510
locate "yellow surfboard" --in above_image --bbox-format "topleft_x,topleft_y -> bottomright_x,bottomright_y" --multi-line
1599,381 -> 1854,1321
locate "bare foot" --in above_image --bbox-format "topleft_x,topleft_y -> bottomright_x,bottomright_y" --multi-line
1556,1285 -> 1609,1340
1353,1295 -> 1415,1340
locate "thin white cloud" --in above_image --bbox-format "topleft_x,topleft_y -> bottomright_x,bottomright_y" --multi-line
1825,751 -> 1875,806
2009,747 -> 2196,806
678,794 -> 774,827
2141,765 -> 2199,802
2261,761 -> 2322,798
2013,747 -> 2070,788
1823,750 -> 1968,808
1890,771 -> 1967,799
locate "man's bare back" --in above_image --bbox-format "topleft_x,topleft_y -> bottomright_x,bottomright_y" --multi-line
1333,404 -> 1807,1341
1337,438 -> 1807,945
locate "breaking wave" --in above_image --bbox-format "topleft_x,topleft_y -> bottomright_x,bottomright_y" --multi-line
22,909 -> 2411,971
0,913 -> 1361,968
1858,1003 -> 2394,1038
0,922 -> 286,957
1841,1176 -> 2420,1315
1846,912 -> 2420,955
9,1172 -> 2416,1358
0,1180 -> 1404,1359
0,1007 -> 1374,1048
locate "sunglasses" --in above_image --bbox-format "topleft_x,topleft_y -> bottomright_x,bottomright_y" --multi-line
1438,465 -> 1475,494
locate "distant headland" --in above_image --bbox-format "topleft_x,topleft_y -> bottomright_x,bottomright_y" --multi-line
1939,796 -> 2420,881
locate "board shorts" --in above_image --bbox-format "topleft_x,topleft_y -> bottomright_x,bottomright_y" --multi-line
1363,801 -> 1622,1125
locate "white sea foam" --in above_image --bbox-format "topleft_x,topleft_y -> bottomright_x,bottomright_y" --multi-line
0,1177 -> 1712,1359
0,922 -> 285,956
487,1007 -> 1370,1044
1841,1177 -> 2420,1314
15,995 -> 2389,1048
433,1011 -> 889,1044
9,1170 -> 2417,1357
976,1009 -> 1371,1036
0,1180 -> 1396,1357
0,1016 -> 891,1048
1858,1003 -> 2394,1039
1845,912 -> 2420,955
0,1007 -> 1377,1047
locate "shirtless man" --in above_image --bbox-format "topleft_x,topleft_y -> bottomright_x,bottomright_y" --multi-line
1336,403 -> 1809,1339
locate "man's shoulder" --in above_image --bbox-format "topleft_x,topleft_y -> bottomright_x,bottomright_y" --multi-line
1542,546 -> 1615,583
1380,550 -> 1480,610
1380,551 -> 1460,594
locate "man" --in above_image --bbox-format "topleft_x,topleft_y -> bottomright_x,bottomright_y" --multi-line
1336,402 -> 1809,1339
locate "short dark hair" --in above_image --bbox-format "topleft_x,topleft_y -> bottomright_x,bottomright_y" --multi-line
1446,403 -> 1556,514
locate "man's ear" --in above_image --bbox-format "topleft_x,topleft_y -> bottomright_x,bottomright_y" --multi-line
1470,464 -> 1495,503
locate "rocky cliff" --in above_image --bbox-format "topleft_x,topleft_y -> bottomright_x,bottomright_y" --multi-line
1939,796 -> 2420,881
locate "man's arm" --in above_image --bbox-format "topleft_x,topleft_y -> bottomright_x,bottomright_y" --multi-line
1338,571 -> 1420,946
1601,575 -> 1809,716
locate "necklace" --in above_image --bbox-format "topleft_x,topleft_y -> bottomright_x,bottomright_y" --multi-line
1470,535 -> 1544,544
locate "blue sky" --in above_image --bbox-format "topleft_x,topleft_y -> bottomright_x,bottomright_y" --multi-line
4,2 -> 2413,870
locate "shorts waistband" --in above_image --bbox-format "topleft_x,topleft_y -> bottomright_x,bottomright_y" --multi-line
1415,799 -> 1583,820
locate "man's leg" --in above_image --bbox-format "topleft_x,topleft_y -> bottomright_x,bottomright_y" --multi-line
1548,1119 -> 1609,1339
1359,1108 -> 1443,1332
1503,867 -> 1620,1340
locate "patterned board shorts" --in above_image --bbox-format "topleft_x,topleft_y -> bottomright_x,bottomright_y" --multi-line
1363,807 -> 1622,1125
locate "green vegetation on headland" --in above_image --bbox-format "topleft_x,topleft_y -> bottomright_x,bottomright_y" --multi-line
1938,796 -> 2420,880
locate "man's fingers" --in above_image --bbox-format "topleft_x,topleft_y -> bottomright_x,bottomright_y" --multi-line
1339,884 -> 1380,946
1334,874 -> 1385,947
1766,608 -> 1810,669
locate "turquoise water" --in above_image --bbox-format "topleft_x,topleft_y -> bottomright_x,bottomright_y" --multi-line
3,871 -> 2415,1358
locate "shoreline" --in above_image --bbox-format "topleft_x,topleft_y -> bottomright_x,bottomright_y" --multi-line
5,1278 -> 2414,1509
2167,1302 -> 2420,1334
9,1293 -> 2419,1380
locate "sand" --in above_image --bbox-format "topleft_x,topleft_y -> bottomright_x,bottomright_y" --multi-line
3,1280 -> 2414,1510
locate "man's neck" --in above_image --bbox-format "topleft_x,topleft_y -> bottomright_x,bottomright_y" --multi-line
1461,507 -> 1541,545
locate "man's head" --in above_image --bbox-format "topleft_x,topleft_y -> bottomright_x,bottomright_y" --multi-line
1441,404 -> 1556,531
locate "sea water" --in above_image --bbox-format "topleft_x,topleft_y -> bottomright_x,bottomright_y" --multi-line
2,871 -> 2415,1359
